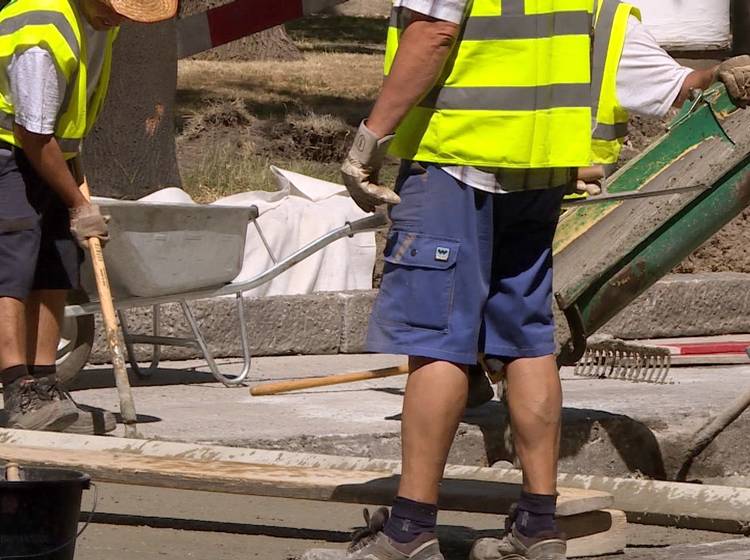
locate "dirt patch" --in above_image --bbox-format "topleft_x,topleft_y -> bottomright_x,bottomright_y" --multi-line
251,113 -> 353,163
676,209 -> 750,272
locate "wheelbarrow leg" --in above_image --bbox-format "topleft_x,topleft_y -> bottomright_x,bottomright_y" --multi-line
180,299 -> 250,387
235,292 -> 253,383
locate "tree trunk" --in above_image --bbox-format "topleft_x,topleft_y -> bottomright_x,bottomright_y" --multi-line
83,21 -> 181,199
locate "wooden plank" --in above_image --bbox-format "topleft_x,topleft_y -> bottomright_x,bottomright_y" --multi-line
562,510 -> 627,558
0,443 -> 607,517
0,429 -> 612,517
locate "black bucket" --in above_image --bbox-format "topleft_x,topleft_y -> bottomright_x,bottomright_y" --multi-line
0,468 -> 91,560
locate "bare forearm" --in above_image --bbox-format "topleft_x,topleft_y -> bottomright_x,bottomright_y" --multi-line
367,16 -> 458,137
674,67 -> 717,108
14,125 -> 86,208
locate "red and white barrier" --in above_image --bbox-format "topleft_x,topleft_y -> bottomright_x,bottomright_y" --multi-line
177,0 -> 347,59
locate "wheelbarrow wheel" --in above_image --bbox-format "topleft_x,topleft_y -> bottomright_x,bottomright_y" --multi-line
56,298 -> 96,389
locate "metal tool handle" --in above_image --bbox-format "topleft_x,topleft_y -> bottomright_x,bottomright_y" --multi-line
347,212 -> 389,235
562,183 -> 711,207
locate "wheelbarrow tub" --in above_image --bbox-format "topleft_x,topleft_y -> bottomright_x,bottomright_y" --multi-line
81,198 -> 254,299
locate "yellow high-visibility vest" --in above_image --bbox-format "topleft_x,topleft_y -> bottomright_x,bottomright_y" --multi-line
0,0 -> 118,159
591,0 -> 640,165
384,0 -> 595,169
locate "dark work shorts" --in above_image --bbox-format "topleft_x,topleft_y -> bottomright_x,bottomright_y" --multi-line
367,162 -> 565,365
0,148 -> 82,300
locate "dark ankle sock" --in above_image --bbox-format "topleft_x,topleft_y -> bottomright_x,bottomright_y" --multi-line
383,497 -> 438,544
1,365 -> 30,386
28,365 -> 56,379
515,491 -> 557,538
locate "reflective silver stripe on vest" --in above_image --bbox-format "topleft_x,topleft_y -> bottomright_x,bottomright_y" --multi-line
463,11 -> 591,40
420,83 -> 591,111
593,121 -> 628,141
590,0 -> 619,127
0,11 -> 80,59
391,7 -> 591,40
0,111 -> 81,153
57,137 -> 80,152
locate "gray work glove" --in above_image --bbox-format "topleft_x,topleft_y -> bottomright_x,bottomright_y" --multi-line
717,55 -> 750,108
566,166 -> 604,198
341,121 -> 401,213
69,204 -> 110,249
573,179 -> 602,197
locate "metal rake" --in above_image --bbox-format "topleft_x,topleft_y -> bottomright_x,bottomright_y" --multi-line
574,338 -> 673,384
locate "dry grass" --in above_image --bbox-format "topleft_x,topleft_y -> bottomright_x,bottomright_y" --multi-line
176,46 -> 389,201
177,52 -> 383,123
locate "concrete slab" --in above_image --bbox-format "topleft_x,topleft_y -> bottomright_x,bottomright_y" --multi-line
15,354 -> 750,481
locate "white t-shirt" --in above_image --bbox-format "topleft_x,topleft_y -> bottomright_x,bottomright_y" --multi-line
393,0 -> 694,193
7,16 -> 110,135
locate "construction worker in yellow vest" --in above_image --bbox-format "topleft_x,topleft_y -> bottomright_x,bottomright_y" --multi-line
0,0 -> 176,434
303,2 -> 750,560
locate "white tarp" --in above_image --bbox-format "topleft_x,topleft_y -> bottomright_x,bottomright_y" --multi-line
629,0 -> 731,51
140,167 -> 377,298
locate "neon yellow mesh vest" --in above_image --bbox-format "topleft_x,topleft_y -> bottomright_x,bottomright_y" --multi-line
0,0 -> 118,159
384,0 -> 595,169
591,0 -> 640,165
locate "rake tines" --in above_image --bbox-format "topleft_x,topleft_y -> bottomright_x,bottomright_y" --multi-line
574,338 -> 672,384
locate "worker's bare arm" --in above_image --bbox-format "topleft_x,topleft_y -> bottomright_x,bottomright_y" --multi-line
367,12 -> 459,137
13,125 -> 87,209
673,67 -> 717,108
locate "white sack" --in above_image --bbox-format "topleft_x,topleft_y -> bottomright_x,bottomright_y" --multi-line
629,0 -> 731,51
140,167 -> 376,298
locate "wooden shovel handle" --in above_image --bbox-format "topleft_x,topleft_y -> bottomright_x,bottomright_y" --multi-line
250,365 -> 410,396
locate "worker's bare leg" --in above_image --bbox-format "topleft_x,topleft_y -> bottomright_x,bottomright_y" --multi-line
1,292 -> 77,430
398,357 -> 469,503
25,289 -> 67,366
0,297 -> 26,370
504,355 -> 561,495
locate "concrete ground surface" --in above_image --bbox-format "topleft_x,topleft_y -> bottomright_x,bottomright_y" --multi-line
5,354 -> 750,559
75,484 -> 745,560
60,354 -> 750,481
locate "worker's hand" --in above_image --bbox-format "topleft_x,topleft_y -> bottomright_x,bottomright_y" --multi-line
69,204 -> 110,249
341,121 -> 401,213
717,55 -> 750,108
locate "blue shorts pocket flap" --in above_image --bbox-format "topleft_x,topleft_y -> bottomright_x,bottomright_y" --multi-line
383,232 -> 459,270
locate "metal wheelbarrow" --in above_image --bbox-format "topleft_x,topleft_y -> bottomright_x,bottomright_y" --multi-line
58,197 -> 387,387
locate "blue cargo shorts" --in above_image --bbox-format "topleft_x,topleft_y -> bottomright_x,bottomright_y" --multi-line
367,162 -> 566,365
0,148 -> 82,301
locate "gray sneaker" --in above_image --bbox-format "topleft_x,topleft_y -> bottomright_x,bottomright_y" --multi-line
302,508 -> 444,560
470,527 -> 566,560
62,403 -> 117,435
4,376 -> 79,431
470,506 -> 566,560
34,375 -> 117,435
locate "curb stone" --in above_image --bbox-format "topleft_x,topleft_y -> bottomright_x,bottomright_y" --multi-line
91,273 -> 750,362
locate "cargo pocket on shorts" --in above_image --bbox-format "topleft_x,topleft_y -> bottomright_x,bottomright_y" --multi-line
377,231 -> 460,331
